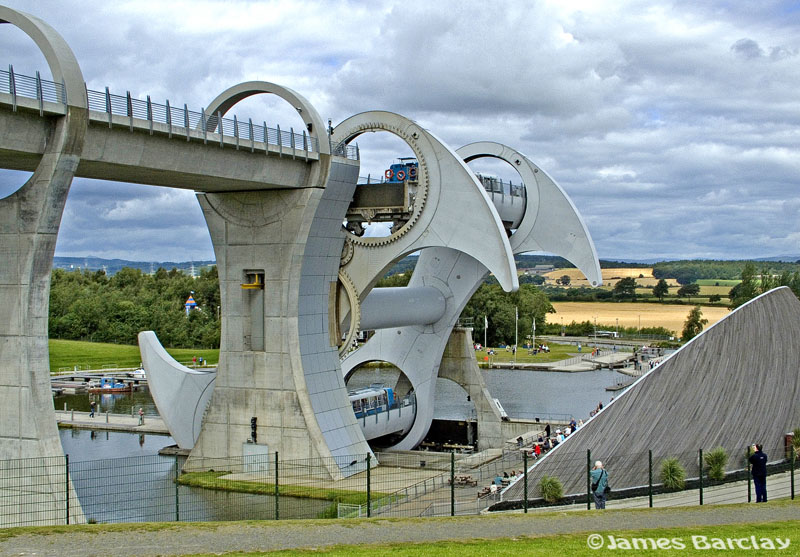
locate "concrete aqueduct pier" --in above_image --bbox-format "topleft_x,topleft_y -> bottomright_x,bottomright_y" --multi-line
1,4 -> 601,514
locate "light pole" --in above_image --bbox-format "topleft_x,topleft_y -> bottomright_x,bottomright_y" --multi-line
594,316 -> 597,348
514,306 -> 518,365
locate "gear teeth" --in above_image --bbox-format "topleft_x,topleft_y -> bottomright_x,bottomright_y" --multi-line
338,122 -> 429,248
337,270 -> 361,358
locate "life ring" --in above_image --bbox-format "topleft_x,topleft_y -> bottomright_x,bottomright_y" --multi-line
409,166 -> 417,179
396,170 -> 406,181
385,169 -> 393,179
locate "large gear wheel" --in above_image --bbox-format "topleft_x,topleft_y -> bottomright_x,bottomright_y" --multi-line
335,121 -> 429,248
336,270 -> 361,358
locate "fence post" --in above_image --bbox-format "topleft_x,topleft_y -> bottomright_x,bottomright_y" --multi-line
450,451 -> 455,517
65,454 -> 70,525
791,449 -> 795,500
366,453 -> 371,518
274,452 -> 279,521
747,446 -> 752,503
648,450 -> 653,508
523,450 -> 528,513
174,459 -> 180,521
586,449 -> 592,510
698,449 -> 703,506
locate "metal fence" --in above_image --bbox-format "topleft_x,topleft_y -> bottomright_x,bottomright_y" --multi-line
1,64 -> 359,160
0,442 -> 795,528
498,440 -> 797,513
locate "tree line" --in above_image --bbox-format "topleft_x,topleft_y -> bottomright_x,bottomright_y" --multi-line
49,266 -> 220,348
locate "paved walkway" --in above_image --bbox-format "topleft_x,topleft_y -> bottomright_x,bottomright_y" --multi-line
518,471 -> 795,513
1,500 -> 797,556
54,410 -> 169,435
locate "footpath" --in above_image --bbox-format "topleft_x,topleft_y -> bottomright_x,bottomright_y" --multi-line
1,500 -> 798,556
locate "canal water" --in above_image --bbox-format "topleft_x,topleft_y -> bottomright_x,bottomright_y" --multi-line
435,367 -> 627,422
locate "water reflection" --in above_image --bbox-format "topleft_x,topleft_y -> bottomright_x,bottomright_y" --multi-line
59,430 -> 329,522
54,387 -> 159,417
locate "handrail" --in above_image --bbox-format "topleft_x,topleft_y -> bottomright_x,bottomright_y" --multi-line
0,65 -> 359,161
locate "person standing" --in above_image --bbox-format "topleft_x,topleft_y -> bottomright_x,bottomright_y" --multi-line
545,423 -> 551,438
89,400 -> 96,418
749,444 -> 768,502
138,407 -> 144,426
590,461 -> 609,509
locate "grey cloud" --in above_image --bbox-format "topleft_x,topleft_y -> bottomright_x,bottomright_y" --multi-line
731,38 -> 764,59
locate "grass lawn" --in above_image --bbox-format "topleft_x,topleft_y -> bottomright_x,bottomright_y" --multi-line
3,504 -> 796,556
252,521 -> 798,556
695,279 -> 741,286
49,338 -> 218,372
475,341 -> 591,365
178,471 -> 393,504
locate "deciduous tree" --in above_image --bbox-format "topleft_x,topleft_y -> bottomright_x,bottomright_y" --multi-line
681,306 -> 708,341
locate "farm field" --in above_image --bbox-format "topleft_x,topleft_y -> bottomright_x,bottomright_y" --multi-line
550,302 -> 730,334
542,267 -> 680,288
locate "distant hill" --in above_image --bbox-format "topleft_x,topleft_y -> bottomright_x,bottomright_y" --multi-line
53,256 -> 216,276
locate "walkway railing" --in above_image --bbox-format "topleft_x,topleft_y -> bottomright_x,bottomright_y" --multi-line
1,65 -> 359,160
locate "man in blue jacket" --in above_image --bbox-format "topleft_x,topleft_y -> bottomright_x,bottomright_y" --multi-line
749,444 -> 768,502
590,460 -> 609,509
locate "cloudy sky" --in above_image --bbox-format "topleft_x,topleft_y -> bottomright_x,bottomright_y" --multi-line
1,0 -> 798,262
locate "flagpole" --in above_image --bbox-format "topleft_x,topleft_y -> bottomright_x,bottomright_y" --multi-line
484,315 -> 487,351
514,306 -> 518,365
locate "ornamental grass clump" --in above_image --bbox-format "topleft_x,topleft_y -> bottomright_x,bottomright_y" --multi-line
539,475 -> 563,503
660,457 -> 686,491
704,447 -> 728,482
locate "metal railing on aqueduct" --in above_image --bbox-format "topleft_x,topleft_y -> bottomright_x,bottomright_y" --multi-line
1,65 -> 359,160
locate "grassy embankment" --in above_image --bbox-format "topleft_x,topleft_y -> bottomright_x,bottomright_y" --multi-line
49,338 -> 219,373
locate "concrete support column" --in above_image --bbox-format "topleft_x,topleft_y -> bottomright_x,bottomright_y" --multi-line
438,328 -> 503,451
188,158 -> 372,479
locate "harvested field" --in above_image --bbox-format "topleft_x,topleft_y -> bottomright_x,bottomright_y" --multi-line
550,302 -> 730,334
542,268 -> 680,288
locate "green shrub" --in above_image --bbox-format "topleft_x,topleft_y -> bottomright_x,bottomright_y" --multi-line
704,447 -> 728,481
660,457 -> 686,491
793,428 -> 800,461
539,475 -> 563,503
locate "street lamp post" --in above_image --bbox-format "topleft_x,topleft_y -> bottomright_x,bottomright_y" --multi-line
514,306 -> 518,366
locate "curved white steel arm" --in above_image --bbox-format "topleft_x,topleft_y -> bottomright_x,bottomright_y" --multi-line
344,142 -> 602,450
458,141 -> 601,287
334,111 -> 518,296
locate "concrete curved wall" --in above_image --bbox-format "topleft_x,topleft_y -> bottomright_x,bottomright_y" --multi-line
503,287 -> 800,501
138,331 -> 216,450
0,5 -> 87,525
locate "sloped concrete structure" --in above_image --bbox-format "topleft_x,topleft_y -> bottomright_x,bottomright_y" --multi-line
503,287 -> 800,501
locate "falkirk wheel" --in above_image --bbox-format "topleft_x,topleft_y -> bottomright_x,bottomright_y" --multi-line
141,112 -> 602,477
